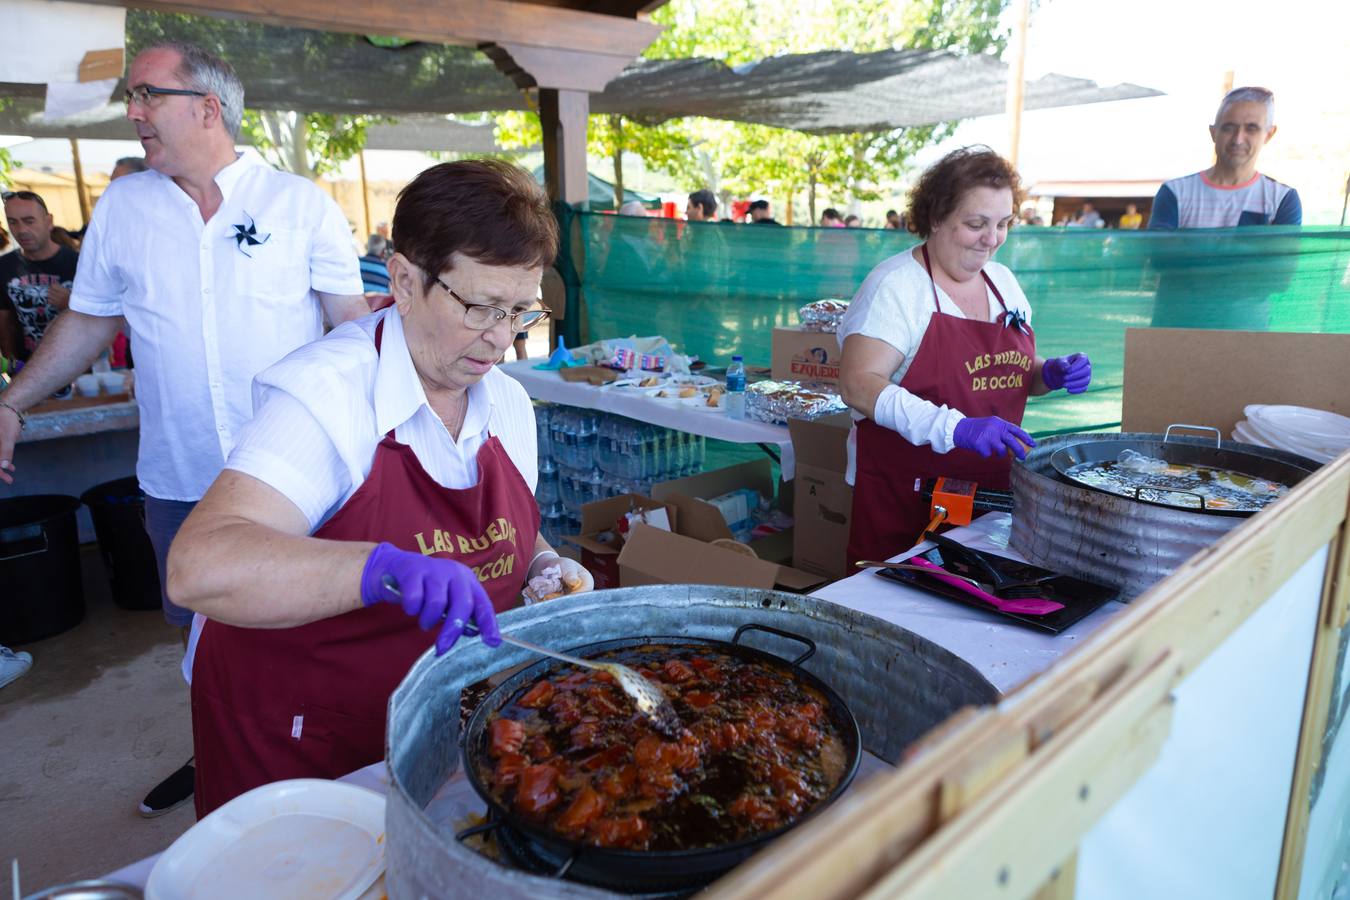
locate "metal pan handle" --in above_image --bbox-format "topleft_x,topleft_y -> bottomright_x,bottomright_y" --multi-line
455,819 -> 502,842
1132,485 -> 1208,510
733,623 -> 816,666
1164,424 -> 1221,447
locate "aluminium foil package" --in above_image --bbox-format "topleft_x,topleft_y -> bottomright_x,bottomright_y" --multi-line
798,298 -> 850,333
745,380 -> 847,425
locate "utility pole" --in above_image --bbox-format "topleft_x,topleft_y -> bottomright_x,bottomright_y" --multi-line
1005,0 -> 1031,168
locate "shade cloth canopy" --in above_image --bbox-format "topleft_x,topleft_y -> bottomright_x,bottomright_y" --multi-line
0,12 -> 1160,138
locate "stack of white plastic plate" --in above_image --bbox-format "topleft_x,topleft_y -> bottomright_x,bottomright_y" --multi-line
1232,405 -> 1350,464
146,779 -> 386,900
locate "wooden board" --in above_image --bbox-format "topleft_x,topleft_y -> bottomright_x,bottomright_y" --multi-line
29,392 -> 132,416
83,0 -> 661,57
1122,328 -> 1350,435
78,48 -> 124,82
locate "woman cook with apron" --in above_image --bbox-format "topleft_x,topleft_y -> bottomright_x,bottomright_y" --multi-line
167,161 -> 593,816
838,147 -> 1093,564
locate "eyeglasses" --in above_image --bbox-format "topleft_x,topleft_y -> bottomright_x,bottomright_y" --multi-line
436,277 -> 551,331
123,84 -> 214,108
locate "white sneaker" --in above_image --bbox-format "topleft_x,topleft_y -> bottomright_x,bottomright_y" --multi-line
0,646 -> 33,689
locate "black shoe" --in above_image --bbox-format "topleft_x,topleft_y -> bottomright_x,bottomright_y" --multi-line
139,759 -> 194,818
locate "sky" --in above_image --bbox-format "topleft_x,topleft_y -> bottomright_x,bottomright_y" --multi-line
5,0 -> 1349,222
923,0 -> 1350,222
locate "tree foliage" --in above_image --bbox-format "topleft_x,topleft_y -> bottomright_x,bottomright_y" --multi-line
241,110 -> 388,179
127,10 -> 391,179
0,99 -> 20,187
502,0 -> 1009,217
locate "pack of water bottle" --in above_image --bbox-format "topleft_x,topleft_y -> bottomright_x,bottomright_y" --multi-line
533,403 -> 705,529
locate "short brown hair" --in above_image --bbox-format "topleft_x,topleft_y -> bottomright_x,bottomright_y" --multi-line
392,160 -> 559,291
905,147 -> 1024,238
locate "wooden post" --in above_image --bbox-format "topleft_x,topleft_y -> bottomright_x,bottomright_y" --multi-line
69,138 -> 91,229
1005,0 -> 1031,168
539,88 -> 590,206
358,149 -> 372,240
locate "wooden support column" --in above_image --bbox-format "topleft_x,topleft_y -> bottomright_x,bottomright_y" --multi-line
69,138 -> 91,229
358,149 -> 372,239
482,38 -> 645,208
539,88 -> 591,206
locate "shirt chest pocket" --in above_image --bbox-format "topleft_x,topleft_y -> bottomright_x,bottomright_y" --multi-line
231,226 -> 312,306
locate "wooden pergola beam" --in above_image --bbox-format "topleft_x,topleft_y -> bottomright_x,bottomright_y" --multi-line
85,0 -> 662,57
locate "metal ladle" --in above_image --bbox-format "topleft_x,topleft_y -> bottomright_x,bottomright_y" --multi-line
381,575 -> 682,738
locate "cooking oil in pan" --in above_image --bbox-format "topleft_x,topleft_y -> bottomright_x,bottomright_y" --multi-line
1065,450 -> 1289,512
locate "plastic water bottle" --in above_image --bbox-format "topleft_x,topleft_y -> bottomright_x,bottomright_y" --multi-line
535,403 -> 554,462
725,355 -> 746,420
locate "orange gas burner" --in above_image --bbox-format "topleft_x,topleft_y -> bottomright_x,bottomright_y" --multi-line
931,477 -> 979,527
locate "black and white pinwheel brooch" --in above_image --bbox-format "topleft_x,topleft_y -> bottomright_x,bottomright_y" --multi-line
229,213 -> 271,257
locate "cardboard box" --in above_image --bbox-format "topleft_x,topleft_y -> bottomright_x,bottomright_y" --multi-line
565,493 -> 678,590
788,413 -> 855,580
652,460 -> 791,563
618,523 -> 787,589
618,524 -> 825,592
771,327 -> 843,386
619,460 -> 826,592
1123,329 -> 1350,434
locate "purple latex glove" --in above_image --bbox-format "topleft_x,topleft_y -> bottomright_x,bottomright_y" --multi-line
359,542 -> 500,655
953,416 -> 1036,460
1041,353 -> 1092,394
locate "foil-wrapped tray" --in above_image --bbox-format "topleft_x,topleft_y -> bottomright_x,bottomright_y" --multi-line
745,380 -> 847,425
798,298 -> 850,333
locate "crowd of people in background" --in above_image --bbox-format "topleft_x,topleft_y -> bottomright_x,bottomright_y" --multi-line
606,86 -> 1298,234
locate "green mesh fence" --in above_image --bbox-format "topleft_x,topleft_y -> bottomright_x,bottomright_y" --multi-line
574,214 -> 1350,437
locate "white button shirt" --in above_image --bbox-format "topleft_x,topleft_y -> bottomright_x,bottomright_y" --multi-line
226,307 -> 539,531
69,152 -> 363,500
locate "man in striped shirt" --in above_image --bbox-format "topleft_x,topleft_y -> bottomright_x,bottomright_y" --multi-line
359,234 -> 391,293
1149,86 -> 1300,229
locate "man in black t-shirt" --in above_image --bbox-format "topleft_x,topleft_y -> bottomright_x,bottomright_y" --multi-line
1,190 -> 78,361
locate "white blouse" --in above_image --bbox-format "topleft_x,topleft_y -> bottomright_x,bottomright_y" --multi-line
225,306 -> 539,530
837,248 -> 1033,482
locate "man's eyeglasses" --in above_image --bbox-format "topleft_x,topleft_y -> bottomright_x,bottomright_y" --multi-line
1,190 -> 48,212
436,277 -> 551,331
123,84 -> 214,108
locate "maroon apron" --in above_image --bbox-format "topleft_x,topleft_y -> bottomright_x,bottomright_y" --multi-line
846,245 -> 1036,565
191,320 -> 540,816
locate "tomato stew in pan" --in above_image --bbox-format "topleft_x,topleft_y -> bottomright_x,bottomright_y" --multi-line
466,634 -> 859,854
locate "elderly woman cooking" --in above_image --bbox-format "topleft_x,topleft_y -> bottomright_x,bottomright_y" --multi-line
838,147 -> 1092,565
167,160 -> 592,816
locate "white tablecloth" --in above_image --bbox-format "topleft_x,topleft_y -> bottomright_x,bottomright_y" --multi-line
811,513 -> 1127,695
499,360 -> 797,479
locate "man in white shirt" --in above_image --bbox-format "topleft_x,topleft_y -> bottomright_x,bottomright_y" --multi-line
0,40 -> 367,817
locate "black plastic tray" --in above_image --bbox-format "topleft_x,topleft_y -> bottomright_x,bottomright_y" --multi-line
873,545 -> 1119,634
